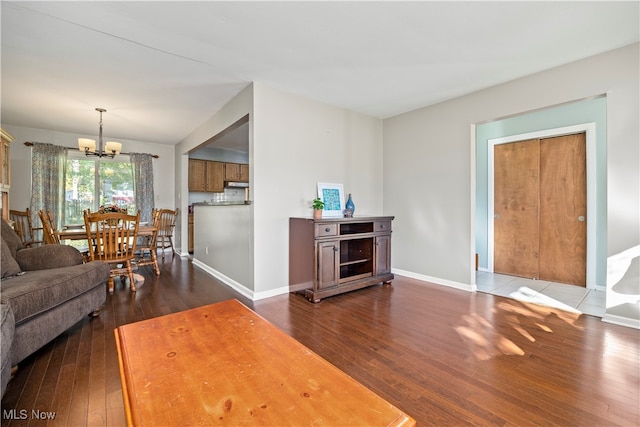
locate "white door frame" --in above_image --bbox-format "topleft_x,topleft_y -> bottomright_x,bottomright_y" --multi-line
488,123 -> 597,289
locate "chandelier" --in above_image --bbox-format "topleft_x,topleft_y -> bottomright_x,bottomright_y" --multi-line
78,108 -> 122,158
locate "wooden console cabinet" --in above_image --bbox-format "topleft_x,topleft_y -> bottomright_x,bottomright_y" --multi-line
289,216 -> 394,302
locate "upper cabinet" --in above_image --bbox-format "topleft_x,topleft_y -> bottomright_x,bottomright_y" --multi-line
188,159 -> 224,192
224,163 -> 249,182
189,159 -> 248,193
188,159 -> 206,191
1,128 -> 12,188
1,128 -> 13,220
206,161 -> 225,192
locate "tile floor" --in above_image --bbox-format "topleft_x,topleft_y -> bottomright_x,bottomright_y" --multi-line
475,271 -> 606,318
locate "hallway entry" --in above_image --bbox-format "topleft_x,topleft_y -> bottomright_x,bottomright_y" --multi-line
494,132 -> 587,286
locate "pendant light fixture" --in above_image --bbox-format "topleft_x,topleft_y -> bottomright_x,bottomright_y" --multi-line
78,107 -> 122,158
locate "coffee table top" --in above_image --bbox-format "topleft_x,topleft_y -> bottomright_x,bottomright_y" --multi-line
115,299 -> 414,426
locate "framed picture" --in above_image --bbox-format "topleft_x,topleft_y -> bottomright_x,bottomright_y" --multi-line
317,182 -> 345,218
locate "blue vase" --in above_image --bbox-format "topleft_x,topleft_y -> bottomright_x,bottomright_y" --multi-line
345,193 -> 355,215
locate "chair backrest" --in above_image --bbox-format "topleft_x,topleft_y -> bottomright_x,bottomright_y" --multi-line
83,211 -> 140,263
149,208 -> 161,246
156,208 -> 178,237
10,208 -> 44,246
9,209 -> 32,245
39,209 -> 60,244
137,209 -> 161,249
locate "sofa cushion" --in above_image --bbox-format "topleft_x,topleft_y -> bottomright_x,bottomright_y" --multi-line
0,261 -> 111,326
1,219 -> 24,259
1,240 -> 22,279
16,245 -> 83,271
1,303 -> 15,397
1,303 -> 14,364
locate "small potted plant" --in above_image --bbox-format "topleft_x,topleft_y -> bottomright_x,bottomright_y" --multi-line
312,198 -> 324,219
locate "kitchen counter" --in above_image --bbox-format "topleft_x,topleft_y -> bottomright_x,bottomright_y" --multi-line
192,201 -> 252,206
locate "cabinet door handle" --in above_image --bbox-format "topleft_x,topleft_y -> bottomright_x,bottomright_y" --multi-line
325,227 -> 331,232
333,246 -> 339,252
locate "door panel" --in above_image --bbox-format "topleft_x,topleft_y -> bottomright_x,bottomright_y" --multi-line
317,241 -> 339,289
375,235 -> 391,275
539,134 -> 587,286
493,133 -> 587,286
494,139 -> 540,279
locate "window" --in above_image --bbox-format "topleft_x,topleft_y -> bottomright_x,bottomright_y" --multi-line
65,154 -> 136,224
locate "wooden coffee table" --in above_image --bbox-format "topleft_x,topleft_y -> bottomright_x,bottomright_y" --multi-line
115,299 -> 415,426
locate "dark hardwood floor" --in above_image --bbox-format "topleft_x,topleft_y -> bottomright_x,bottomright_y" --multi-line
2,256 -> 639,426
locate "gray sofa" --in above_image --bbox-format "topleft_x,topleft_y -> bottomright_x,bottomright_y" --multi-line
1,219 -> 111,397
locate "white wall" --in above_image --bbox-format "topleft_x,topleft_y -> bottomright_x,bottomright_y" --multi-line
384,100 -> 475,290
251,83 -> 384,295
384,43 -> 639,327
1,124 -> 175,212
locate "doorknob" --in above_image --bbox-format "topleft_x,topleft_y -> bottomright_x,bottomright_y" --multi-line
578,216 -> 585,222
494,214 -> 500,219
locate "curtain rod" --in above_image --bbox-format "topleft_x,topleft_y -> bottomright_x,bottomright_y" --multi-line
23,141 -> 159,159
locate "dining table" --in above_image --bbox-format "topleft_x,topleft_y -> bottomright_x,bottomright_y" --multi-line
56,223 -> 157,241
56,223 -> 160,278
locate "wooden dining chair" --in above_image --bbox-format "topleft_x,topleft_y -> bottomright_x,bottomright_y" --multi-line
9,208 -> 44,247
156,208 -> 178,259
83,210 -> 140,293
134,209 -> 161,276
38,209 -> 61,245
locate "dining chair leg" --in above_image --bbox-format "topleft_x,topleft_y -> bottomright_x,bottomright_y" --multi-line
108,277 -> 115,294
151,252 -> 160,276
127,261 -> 136,292
160,236 -> 168,259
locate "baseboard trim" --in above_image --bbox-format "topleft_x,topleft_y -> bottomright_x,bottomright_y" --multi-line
392,268 -> 476,292
191,260 -> 477,300
190,258 -> 289,301
601,313 -> 640,329
191,258 -> 254,300
254,286 -> 290,301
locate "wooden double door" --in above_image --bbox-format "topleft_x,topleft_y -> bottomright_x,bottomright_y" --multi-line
494,133 -> 587,286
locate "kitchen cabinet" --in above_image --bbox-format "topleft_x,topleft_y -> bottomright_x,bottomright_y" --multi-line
188,159 -> 224,192
205,161 -> 225,192
224,163 -> 249,182
1,128 -> 13,221
188,159 -> 206,191
289,216 -> 394,303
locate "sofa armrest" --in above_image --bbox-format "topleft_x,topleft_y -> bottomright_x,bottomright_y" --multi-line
15,245 -> 84,271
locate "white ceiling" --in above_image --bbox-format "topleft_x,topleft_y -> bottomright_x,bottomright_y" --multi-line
1,1 -> 638,146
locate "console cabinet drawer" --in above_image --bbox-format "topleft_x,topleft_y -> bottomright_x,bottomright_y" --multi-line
374,220 -> 391,233
315,223 -> 338,238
